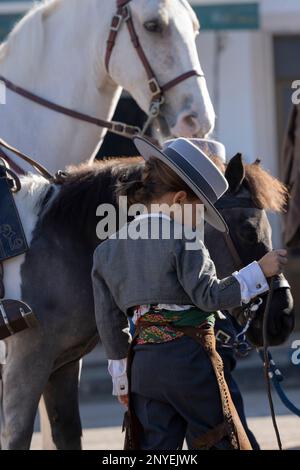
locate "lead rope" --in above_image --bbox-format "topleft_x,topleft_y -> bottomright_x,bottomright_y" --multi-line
262,276 -> 283,450
222,232 -> 283,449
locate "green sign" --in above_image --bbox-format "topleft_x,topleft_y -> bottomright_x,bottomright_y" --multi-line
0,14 -> 23,42
193,3 -> 260,30
0,2 -> 259,43
0,1 -> 39,42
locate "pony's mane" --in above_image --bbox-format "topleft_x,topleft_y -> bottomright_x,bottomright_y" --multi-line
39,157 -> 144,243
0,0 -> 61,63
244,161 -> 288,212
32,154 -> 287,249
211,155 -> 287,212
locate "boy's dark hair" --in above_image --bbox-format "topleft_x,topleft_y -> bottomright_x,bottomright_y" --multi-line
116,157 -> 197,205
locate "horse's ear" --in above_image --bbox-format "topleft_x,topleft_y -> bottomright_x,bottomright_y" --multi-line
225,153 -> 245,193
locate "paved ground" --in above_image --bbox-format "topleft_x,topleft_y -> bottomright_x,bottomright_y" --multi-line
29,333 -> 300,450
31,387 -> 300,450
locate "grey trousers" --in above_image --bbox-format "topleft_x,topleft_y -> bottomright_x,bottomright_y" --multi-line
131,335 -> 231,450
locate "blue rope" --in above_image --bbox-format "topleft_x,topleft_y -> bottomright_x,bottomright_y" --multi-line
258,350 -> 300,418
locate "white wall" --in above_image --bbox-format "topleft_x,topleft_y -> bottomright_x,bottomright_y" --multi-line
261,0 -> 300,32
197,30 -> 277,167
192,0 -> 300,247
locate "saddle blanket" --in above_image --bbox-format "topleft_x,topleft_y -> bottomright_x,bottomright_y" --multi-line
0,167 -> 28,262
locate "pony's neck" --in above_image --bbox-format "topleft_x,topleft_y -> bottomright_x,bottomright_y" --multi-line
0,0 -> 122,172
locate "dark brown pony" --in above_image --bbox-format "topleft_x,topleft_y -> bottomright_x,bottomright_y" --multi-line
0,155 -> 294,449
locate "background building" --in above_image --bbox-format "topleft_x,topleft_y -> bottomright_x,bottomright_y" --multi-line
1,0 -> 300,319
190,0 -> 300,321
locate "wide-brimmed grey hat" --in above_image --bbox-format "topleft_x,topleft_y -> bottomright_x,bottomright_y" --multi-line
133,137 -> 229,232
164,138 -> 226,163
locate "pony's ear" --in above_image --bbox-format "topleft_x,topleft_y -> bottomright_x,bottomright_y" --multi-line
225,153 -> 245,193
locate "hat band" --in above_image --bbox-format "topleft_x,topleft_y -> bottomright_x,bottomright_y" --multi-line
164,147 -> 218,203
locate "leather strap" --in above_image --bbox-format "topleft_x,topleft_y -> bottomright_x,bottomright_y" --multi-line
0,138 -> 53,180
123,328 -> 143,450
105,0 -> 203,124
193,422 -> 229,449
0,162 -> 21,192
223,232 -> 244,270
162,70 -> 203,93
178,326 -> 252,450
0,0 -> 203,143
125,321 -> 252,450
0,76 -> 141,140
0,146 -> 25,176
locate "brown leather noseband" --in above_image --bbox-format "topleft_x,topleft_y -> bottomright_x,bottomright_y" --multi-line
105,0 -> 204,134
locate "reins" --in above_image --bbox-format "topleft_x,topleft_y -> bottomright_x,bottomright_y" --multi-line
0,138 -> 54,181
0,75 -> 141,140
216,196 -> 283,450
262,277 -> 282,450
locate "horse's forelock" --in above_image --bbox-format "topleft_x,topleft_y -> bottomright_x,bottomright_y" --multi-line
178,0 -> 200,31
134,0 -> 199,30
244,163 -> 288,213
41,0 -> 62,19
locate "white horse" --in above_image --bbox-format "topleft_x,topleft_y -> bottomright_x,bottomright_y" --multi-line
0,0 -> 215,174
0,0 -> 215,449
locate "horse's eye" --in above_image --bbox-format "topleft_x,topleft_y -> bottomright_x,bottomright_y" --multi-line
144,20 -> 162,33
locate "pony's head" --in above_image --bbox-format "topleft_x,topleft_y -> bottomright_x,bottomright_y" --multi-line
205,154 -> 295,347
103,0 -> 215,139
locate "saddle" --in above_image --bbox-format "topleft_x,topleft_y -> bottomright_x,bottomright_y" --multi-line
0,159 -> 38,340
0,299 -> 38,340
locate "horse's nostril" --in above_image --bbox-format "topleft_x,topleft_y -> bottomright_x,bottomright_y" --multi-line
171,110 -> 213,138
183,114 -> 198,130
171,112 -> 201,138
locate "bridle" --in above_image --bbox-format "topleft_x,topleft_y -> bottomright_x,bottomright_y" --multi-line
0,0 -> 203,173
105,0 -> 203,134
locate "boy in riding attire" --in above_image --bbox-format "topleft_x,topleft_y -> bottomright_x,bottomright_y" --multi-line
92,137 -> 287,450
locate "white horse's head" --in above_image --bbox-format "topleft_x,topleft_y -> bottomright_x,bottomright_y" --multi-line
104,0 -> 215,139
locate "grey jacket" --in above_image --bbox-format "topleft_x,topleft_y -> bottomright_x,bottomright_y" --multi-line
92,217 -> 241,359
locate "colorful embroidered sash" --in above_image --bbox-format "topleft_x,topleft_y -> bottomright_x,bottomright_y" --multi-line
135,306 -> 215,344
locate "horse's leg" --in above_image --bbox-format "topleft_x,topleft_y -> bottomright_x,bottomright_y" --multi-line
41,360 -> 82,450
0,342 -> 52,450
39,397 -> 57,450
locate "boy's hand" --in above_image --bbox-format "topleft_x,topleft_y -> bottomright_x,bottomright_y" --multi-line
258,249 -> 288,278
117,394 -> 129,407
